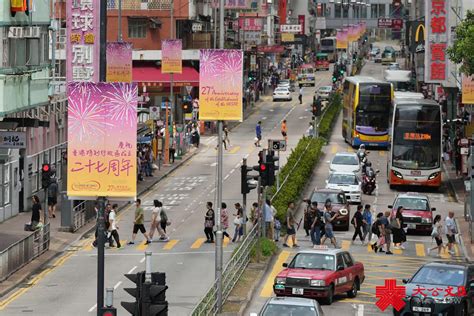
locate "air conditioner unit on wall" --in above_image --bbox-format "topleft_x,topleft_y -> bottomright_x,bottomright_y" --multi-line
24,27 -> 41,38
8,27 -> 23,38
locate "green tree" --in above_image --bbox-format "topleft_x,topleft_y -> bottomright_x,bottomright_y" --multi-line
447,10 -> 474,75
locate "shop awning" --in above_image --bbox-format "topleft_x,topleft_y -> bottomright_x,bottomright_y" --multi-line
133,66 -> 199,87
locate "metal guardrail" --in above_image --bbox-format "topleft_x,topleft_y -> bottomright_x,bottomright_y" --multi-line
191,223 -> 259,316
0,222 -> 50,282
72,200 -> 98,232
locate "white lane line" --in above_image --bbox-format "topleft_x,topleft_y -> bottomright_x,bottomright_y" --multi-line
210,162 -> 217,167
229,169 -> 235,174
357,304 -> 364,316
210,188 -> 216,193
235,163 -> 240,168
88,304 -> 97,313
114,281 -> 122,290
127,266 -> 137,274
140,257 -> 146,263
262,116 -> 267,120
224,174 -> 230,180
244,154 -> 249,158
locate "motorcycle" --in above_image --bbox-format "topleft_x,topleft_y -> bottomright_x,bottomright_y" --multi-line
362,168 -> 380,195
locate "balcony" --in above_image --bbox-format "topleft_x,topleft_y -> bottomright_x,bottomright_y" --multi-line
107,0 -> 172,10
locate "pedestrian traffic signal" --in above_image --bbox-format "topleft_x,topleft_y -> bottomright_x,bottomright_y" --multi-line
265,150 -> 279,186
41,163 -> 52,189
241,164 -> 259,194
332,76 -> 337,83
141,272 -> 168,316
121,271 -> 145,315
99,307 -> 117,316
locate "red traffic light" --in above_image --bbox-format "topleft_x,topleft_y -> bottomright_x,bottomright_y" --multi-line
42,164 -> 50,172
260,164 -> 266,171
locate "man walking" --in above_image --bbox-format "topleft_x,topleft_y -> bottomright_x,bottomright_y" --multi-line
108,204 -> 121,248
298,86 -> 303,104
351,205 -> 365,245
320,200 -> 340,248
283,202 -> 299,248
310,201 -> 323,246
48,179 -> 59,218
255,121 -> 262,147
375,211 -> 393,255
281,120 -> 288,142
127,199 -> 151,245
445,211 -> 457,255
264,200 -> 275,240
362,204 -> 373,243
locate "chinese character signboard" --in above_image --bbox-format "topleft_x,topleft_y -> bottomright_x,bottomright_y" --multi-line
280,24 -> 302,33
199,49 -> 243,121
462,75 -> 474,104
298,15 -> 305,35
425,0 -> 449,83
0,132 -> 26,149
238,17 -> 263,31
106,42 -> 132,82
211,0 -> 248,9
162,39 -> 182,74
67,82 -> 138,198
281,33 -> 295,42
66,0 -> 100,82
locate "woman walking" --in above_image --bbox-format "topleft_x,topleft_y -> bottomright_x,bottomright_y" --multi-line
159,204 -> 169,235
221,203 -> 231,240
362,204 -> 373,243
392,206 -> 406,250
204,202 -> 215,243
232,211 -> 242,243
149,200 -> 169,242
428,215 -> 445,257
29,195 -> 42,231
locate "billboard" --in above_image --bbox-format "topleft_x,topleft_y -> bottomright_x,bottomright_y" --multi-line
336,29 -> 348,49
67,82 -> 138,198
66,0 -> 100,82
425,0 -> 449,83
162,39 -> 182,74
211,0 -> 248,9
106,42 -> 132,82
462,76 -> 474,104
199,49 -> 243,121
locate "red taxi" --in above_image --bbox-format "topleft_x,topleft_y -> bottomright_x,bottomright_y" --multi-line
273,247 -> 365,305
389,193 -> 436,235
315,53 -> 330,71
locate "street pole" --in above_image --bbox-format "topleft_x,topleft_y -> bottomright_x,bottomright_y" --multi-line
98,0 -> 107,314
118,0 -> 122,41
215,0 -> 225,312
276,149 -> 280,190
165,0 -> 175,164
242,158 -> 248,236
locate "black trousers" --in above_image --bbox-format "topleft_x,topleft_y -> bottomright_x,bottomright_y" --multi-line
110,230 -> 121,248
352,225 -> 364,241
204,227 -> 214,241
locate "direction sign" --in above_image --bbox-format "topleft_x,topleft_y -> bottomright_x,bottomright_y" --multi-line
269,139 -> 286,151
150,106 -> 160,120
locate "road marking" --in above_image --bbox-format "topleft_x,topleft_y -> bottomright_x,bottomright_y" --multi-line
140,257 -> 146,263
260,251 -> 291,297
210,162 -> 217,167
114,281 -> 122,290
223,237 -> 230,248
440,247 -> 451,259
454,244 -> 460,257
341,240 -> 351,250
83,242 -> 94,252
331,145 -> 338,154
136,241 -> 149,251
347,146 -> 354,152
415,243 -> 426,257
224,174 -> 230,180
128,266 -> 137,274
88,304 -> 97,312
229,169 -> 235,174
163,239 -> 179,250
393,248 -> 403,255
235,163 -> 241,168
286,237 -> 297,247
378,151 -> 386,157
228,146 -> 241,154
191,238 -> 207,249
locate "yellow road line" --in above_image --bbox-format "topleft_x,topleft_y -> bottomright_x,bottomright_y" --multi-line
393,248 -> 403,255
136,241 -> 149,251
378,151 -> 386,156
331,145 -> 338,154
260,251 -> 291,297
347,146 -> 354,152
223,237 -> 230,248
286,237 -> 297,247
440,247 -> 451,259
83,242 -> 94,252
228,146 -> 241,154
454,244 -> 460,257
367,243 -> 374,253
191,238 -> 207,249
163,239 -> 179,250
415,243 -> 426,257
339,298 -> 375,304
341,240 -> 351,251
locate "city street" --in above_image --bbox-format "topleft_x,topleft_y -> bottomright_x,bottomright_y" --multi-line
245,56 -> 467,316
0,70 -> 332,315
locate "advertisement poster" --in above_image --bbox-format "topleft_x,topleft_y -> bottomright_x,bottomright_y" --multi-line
162,39 -> 182,74
462,75 -> 474,104
66,0 -> 100,82
336,29 -> 348,49
106,42 -> 132,82
199,49 -> 243,121
67,82 -> 138,198
211,0 -> 248,9
348,25 -> 356,42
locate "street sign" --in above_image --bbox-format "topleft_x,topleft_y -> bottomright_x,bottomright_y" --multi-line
0,131 -> 26,149
185,86 -> 193,94
150,106 -> 160,120
269,139 -> 286,151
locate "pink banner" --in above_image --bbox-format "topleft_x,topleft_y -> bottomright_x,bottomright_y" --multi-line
162,39 -> 182,74
336,29 -> 348,49
238,17 -> 263,31
67,82 -> 138,197
106,42 -> 132,82
66,0 -> 100,82
211,0 -> 248,9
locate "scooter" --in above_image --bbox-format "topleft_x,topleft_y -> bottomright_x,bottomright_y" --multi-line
362,169 -> 379,195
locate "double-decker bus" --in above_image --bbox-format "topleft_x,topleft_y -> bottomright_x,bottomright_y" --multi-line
320,36 -> 336,62
388,99 -> 442,188
342,76 -> 393,148
297,64 -> 316,86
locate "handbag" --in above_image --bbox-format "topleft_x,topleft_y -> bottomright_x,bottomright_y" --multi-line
234,217 -> 241,225
205,219 -> 214,228
431,226 -> 439,238
166,220 -> 171,226
390,217 -> 400,229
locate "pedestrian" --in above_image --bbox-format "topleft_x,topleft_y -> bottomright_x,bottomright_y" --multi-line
149,200 -> 168,242
281,119 -> 288,142
362,204 -> 373,243
274,218 -> 281,242
223,126 -> 230,148
298,86 -> 303,104
169,142 -> 176,163
127,199 -> 151,245
375,211 -> 393,255
351,205 -> 365,244
303,200 -> 313,237
370,212 -> 384,251
310,201 -> 324,246
283,201 -> 299,248
191,126 -> 200,148
48,179 -> 58,218
108,204 -> 121,248
159,204 -> 169,235
255,121 -> 262,147
249,202 -> 259,227
321,199 -> 340,248
28,195 -> 42,231
392,206 -> 406,250
232,207 -> 242,243
264,200 -> 275,239
221,203 -> 231,240
235,203 -> 245,237
445,211 -> 457,255
104,203 -> 114,247
204,202 -> 215,243
428,215 -> 445,257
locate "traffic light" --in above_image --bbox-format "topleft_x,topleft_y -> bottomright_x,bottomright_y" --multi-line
99,308 -> 117,316
265,150 -> 279,186
141,272 -> 168,316
121,271 -> 144,315
241,164 -> 259,194
256,150 -> 268,187
41,163 -> 51,189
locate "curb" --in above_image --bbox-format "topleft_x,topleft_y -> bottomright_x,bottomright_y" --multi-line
455,218 -> 471,262
0,149 -> 199,299
442,161 -> 461,203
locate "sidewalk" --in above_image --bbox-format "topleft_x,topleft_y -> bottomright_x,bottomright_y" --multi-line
0,146 -> 198,297
442,160 -> 473,261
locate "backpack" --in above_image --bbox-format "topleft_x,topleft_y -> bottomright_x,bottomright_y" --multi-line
274,219 -> 281,230
371,221 -> 379,235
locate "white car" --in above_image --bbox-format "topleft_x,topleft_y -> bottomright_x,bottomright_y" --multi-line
277,79 -> 295,92
330,152 -> 360,173
316,86 -> 333,100
273,87 -> 292,101
387,62 -> 400,70
325,172 -> 362,204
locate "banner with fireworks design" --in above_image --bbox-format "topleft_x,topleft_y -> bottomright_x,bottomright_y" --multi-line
106,42 -> 133,82
67,82 -> 138,198
199,49 -> 243,121
162,39 -> 182,74
336,29 -> 348,50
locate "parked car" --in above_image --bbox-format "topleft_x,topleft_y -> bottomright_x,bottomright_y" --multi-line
396,262 -> 474,315
370,48 -> 381,57
311,189 -> 350,230
325,172 -> 362,204
251,297 -> 324,316
387,62 -> 400,70
273,248 -> 365,305
316,86 -> 333,100
273,87 -> 292,102
374,53 -> 382,63
278,79 -> 295,92
329,152 -> 360,173
389,193 -> 435,235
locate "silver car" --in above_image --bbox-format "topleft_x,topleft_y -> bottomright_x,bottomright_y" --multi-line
273,87 -> 292,101
329,152 -> 360,173
325,172 -> 362,204
252,297 -> 324,316
316,86 -> 333,100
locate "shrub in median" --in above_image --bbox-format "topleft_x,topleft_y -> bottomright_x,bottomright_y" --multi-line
319,92 -> 342,140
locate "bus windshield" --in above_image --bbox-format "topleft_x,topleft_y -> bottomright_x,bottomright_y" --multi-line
392,105 -> 441,170
356,83 -> 392,130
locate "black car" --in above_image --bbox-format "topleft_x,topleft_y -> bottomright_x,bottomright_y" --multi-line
395,262 -> 474,316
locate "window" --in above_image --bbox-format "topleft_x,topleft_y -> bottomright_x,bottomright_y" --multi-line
342,252 -> 354,267
343,5 -> 349,18
5,28 -> 48,68
335,4 -> 342,18
360,5 -> 367,18
378,4 -> 386,16
128,18 -> 147,38
336,254 -> 344,269
371,4 -> 386,18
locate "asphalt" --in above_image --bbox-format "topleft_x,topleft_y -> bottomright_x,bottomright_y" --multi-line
0,70 -> 332,315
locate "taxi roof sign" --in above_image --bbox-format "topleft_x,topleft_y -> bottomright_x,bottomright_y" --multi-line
312,245 -> 329,250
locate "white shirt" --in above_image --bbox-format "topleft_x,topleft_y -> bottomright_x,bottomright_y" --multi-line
109,210 -> 117,231
445,216 -> 455,235
152,207 -> 161,222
